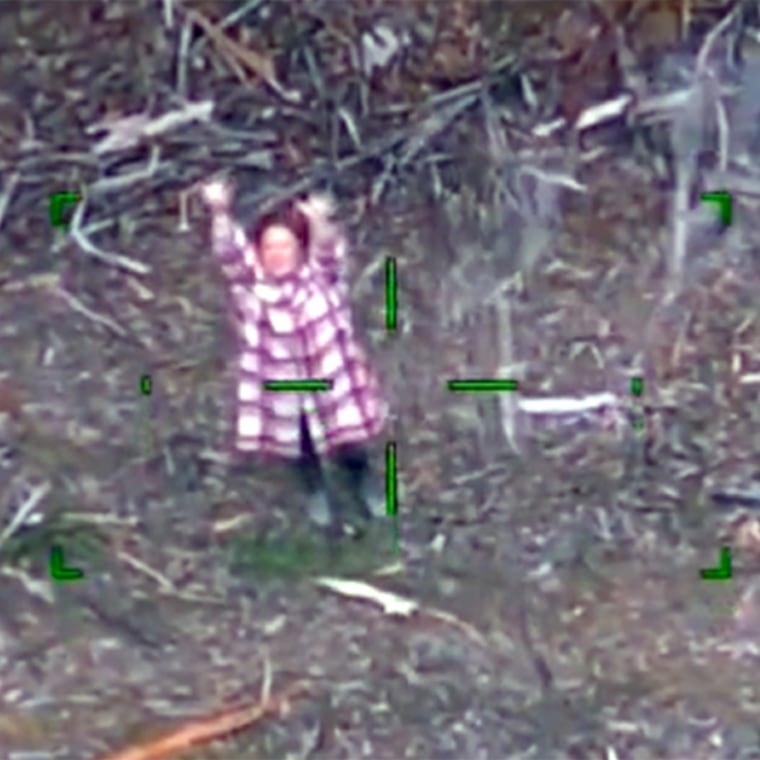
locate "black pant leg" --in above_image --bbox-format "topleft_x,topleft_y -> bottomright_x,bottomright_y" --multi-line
334,444 -> 370,490
296,412 -> 325,493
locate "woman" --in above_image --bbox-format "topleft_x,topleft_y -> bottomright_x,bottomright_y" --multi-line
200,179 -> 386,534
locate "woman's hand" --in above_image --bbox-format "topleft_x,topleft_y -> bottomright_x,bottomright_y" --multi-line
297,194 -> 339,248
296,194 -> 335,222
200,179 -> 233,213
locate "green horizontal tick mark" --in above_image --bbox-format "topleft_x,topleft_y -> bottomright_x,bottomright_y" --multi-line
447,379 -> 519,393
700,190 -> 732,227
263,379 -> 332,392
700,546 -> 732,581
50,545 -> 84,581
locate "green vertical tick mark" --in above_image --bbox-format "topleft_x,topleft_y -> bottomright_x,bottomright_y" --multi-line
386,442 -> 399,553
700,190 -> 732,227
385,257 -> 397,332
385,442 -> 397,517
700,546 -> 732,581
49,191 -> 80,229
140,374 -> 152,395
630,377 -> 644,396
49,545 -> 84,581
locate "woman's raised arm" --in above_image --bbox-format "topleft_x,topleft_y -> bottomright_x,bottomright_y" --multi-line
200,180 -> 256,288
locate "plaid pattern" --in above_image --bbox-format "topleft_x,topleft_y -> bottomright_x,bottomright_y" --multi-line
210,210 -> 386,458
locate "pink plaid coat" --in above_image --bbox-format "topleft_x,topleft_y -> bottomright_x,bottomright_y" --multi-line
210,207 -> 387,458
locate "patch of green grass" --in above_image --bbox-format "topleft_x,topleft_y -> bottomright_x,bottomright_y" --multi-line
226,520 -> 397,582
0,515 -> 109,575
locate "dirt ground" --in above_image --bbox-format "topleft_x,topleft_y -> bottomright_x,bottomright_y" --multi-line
1,1 -> 760,759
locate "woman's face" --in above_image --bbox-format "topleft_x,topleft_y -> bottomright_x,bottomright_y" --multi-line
258,224 -> 302,276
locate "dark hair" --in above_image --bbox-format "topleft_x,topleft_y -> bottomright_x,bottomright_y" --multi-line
251,200 -> 310,254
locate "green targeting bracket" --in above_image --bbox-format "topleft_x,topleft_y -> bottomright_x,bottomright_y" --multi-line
385,258 -> 397,332
700,546 -> 732,581
49,191 -> 80,229
136,373 -> 158,457
630,376 -> 645,433
49,545 -> 84,581
447,379 -> 519,393
263,379 -> 332,392
700,190 -> 732,227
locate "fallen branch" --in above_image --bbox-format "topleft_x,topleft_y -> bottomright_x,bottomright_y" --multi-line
0,170 -> 20,231
98,680 -> 312,760
54,283 -> 127,337
315,577 -> 488,648
184,8 -> 299,103
516,391 -> 617,416
0,481 -> 51,551
69,198 -> 151,276
87,101 -> 214,155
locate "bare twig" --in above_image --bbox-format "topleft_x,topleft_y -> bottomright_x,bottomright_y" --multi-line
90,145 -> 162,196
0,566 -> 53,604
0,481 -> 51,550
54,283 -> 127,337
176,17 -> 192,99
185,8 -> 300,103
162,0 -> 173,30
516,391 -> 618,416
116,550 -> 176,592
87,101 -> 213,154
0,170 -> 19,231
696,4 -> 740,73
69,198 -> 151,276
98,680 -> 312,760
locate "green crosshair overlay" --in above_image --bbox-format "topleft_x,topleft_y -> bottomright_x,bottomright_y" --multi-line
49,191 -> 80,229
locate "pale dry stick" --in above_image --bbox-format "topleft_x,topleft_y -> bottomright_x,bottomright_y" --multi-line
63,512 -> 139,527
669,145 -> 692,297
162,0 -> 173,29
143,101 -> 214,138
117,549 -> 224,604
695,3 -> 740,73
54,283 -> 127,337
715,94 -> 729,173
495,297 -> 520,454
87,101 -> 213,155
315,577 -> 489,648
116,549 -> 176,593
89,145 -> 162,196
177,188 -> 190,232
218,0 -> 268,31
261,649 -> 272,702
574,94 -> 634,131
0,566 -> 53,603
175,16 -> 192,99
516,391 -> 618,416
0,170 -> 19,231
184,7 -> 300,103
0,481 -> 51,550
69,198 -> 151,276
